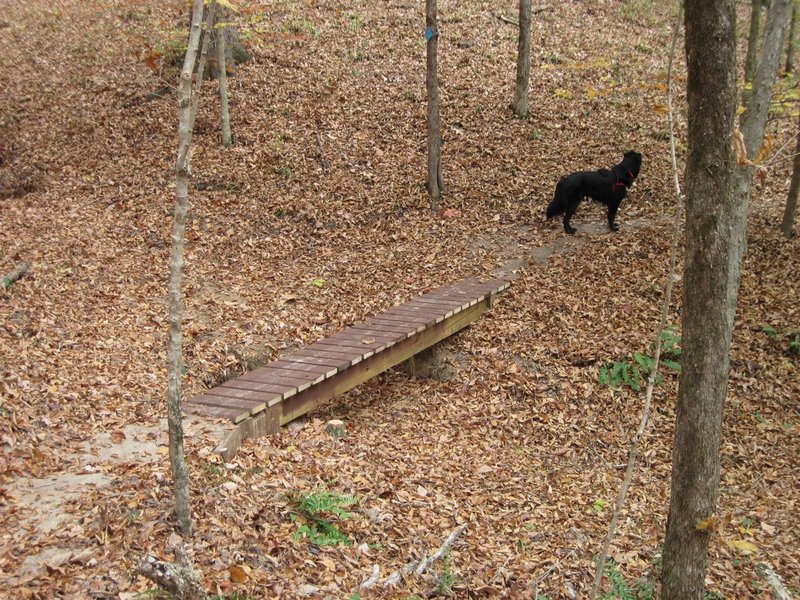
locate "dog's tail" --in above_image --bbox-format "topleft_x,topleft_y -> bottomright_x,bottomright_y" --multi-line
546,178 -> 567,218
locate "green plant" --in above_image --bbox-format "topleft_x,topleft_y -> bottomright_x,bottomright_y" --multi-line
619,0 -> 656,25
595,558 -> 655,600
600,559 -> 635,600
762,324 -> 779,339
762,324 -> 800,355
202,461 -> 227,486
288,485 -> 357,547
283,18 -> 318,36
347,12 -> 362,30
593,498 -> 607,512
599,330 -> 681,392
436,549 -> 457,595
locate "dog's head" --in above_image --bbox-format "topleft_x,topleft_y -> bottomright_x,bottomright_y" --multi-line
623,151 -> 642,178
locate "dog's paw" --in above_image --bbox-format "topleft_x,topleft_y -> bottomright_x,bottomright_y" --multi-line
565,226 -> 577,235
609,222 -> 619,232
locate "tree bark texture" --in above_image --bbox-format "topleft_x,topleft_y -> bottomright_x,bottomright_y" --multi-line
781,110 -> 800,237
215,9 -> 233,148
786,0 -> 798,74
204,6 -> 250,80
661,1 -> 738,598
741,0 -> 792,156
426,0 -> 443,213
138,544 -> 209,600
168,0 -> 206,537
744,0 -> 763,86
512,0 -> 532,118
735,0 -> 792,250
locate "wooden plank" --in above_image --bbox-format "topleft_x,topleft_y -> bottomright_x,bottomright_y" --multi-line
220,378 -> 290,397
183,398 -> 250,423
313,341 -> 376,361
280,297 -> 491,424
294,345 -> 360,362
278,354 -> 351,370
244,366 -> 318,385
189,392 -> 265,414
268,359 -> 339,378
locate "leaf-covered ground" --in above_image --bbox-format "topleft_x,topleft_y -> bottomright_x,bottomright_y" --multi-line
1,0 -> 798,597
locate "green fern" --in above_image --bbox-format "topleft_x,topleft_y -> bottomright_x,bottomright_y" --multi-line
287,485 -> 357,547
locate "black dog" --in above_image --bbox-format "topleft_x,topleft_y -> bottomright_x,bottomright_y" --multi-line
546,151 -> 642,234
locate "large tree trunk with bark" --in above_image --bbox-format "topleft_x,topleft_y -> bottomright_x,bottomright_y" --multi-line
781,111 -> 800,237
661,0 -> 738,598
425,0 -> 443,213
512,0 -> 532,118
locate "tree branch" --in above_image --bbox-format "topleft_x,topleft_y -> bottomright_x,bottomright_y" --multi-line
589,7 -> 685,599
2,262 -> 30,289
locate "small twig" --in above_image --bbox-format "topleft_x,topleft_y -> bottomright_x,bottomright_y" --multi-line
380,523 -> 468,587
2,262 -> 30,289
533,549 -> 576,598
589,7 -> 685,599
415,522 -> 468,574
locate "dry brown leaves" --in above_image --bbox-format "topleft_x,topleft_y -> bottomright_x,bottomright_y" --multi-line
0,0 -> 798,598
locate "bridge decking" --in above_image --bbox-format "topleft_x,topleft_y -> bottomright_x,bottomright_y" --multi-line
184,278 -> 510,445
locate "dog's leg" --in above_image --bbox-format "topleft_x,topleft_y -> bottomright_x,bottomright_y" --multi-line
563,203 -> 578,234
607,201 -> 620,232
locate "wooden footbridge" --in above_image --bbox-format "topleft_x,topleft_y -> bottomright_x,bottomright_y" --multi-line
185,278 -> 510,456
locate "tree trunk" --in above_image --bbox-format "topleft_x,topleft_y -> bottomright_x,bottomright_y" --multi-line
426,0 -> 443,213
742,0 -> 792,156
786,0 -> 798,73
168,0 -> 206,537
661,1 -> 738,598
205,6 -> 250,80
781,110 -> 800,237
215,8 -> 233,147
744,0 -> 763,88
512,0 -> 532,118
736,0 -> 792,249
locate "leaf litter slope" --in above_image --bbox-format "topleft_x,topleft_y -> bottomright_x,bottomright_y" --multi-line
0,0 -> 797,596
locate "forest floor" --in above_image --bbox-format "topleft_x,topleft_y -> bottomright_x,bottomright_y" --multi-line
1,0 -> 798,598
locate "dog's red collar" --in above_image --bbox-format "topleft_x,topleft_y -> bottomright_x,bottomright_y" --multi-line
612,170 -> 636,193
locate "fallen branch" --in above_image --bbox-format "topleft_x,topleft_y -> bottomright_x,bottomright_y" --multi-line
415,522 -> 467,575
2,262 -> 30,289
138,543 -> 209,600
361,523 -> 468,589
589,7 -> 685,599
755,563 -> 792,600
359,564 -> 380,589
533,548 -> 575,597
